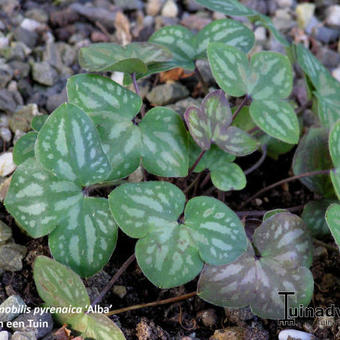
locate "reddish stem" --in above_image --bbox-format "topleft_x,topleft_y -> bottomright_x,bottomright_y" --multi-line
188,150 -> 206,177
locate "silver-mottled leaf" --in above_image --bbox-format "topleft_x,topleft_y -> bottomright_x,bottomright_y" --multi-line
35,103 -> 111,186
325,203 -> 340,249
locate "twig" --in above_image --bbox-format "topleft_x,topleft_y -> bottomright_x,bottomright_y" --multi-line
240,169 -> 331,209
188,150 -> 206,177
194,66 -> 209,95
184,173 -> 202,194
244,145 -> 267,175
90,254 -> 136,309
247,126 -> 260,135
200,172 -> 211,189
232,95 -> 249,121
105,291 -> 197,316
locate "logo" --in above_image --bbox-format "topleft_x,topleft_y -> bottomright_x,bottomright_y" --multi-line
278,291 -> 339,327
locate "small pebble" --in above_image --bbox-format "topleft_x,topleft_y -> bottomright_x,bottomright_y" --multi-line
162,0 -> 178,18
278,329 -> 316,340
296,3 -> 315,30
0,152 -> 16,177
326,5 -> 340,28
0,295 -> 27,322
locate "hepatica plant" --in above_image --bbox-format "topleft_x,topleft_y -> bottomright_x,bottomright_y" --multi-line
4,0 -> 330,335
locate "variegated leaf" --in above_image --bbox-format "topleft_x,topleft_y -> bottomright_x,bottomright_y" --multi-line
79,42 -> 172,73
216,126 -> 259,156
293,127 -> 334,197
49,197 -> 118,277
211,162 -> 246,191
5,158 -> 82,238
31,114 -> 48,131
5,158 -> 118,277
325,203 -> 340,249
198,213 -> 314,320
296,44 -> 340,128
195,19 -> 255,57
78,313 -> 126,340
185,90 -> 232,150
67,74 -> 142,180
34,257 -> 125,339
68,75 -> 188,179
35,103 -> 111,186
33,256 -> 89,325
140,107 -> 189,177
208,44 -> 296,143
109,181 -> 247,288
249,51 -> 292,100
185,90 -> 258,156
259,134 -> 294,160
149,25 -> 196,70
13,131 -> 37,165
302,200 -> 334,237
207,44 -> 248,97
249,100 -> 299,144
194,0 -> 255,16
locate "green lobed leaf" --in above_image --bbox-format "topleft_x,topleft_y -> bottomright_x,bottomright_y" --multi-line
5,158 -> 118,277
13,132 -> 37,165
77,313 -> 126,340
5,158 -> 82,238
249,100 -> 299,144
208,44 -> 297,143
140,107 -> 189,177
185,90 -> 258,156
79,42 -> 172,73
68,74 -> 188,179
31,114 -> 48,131
195,19 -> 255,57
35,103 -> 111,186
33,256 -> 89,324
325,203 -> 340,249
210,162 -> 246,191
198,212 -> 314,319
34,257 -> 125,339
296,44 -> 340,128
109,181 -> 247,288
49,197 -> 118,277
302,200 -> 335,237
67,74 -> 142,180
293,127 -> 334,197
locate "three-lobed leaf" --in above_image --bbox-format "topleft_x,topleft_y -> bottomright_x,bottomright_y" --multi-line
34,256 -> 125,340
109,181 -> 247,288
208,43 -> 299,144
67,74 -> 189,179
6,103 -> 119,277
198,212 -> 314,319
185,90 -> 258,156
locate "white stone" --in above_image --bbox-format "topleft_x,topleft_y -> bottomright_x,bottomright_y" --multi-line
111,72 -> 124,86
147,0 -> 163,16
296,3 -> 315,30
161,0 -> 178,18
326,5 -> 340,28
0,331 -> 10,340
0,127 -> 11,142
254,26 -> 267,42
279,329 -> 316,340
0,152 -> 16,177
20,18 -> 43,31
0,37 -> 9,49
